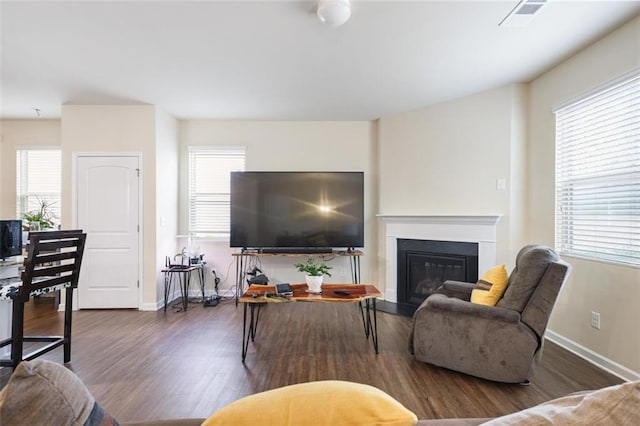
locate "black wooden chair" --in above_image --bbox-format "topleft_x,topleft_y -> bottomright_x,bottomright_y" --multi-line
0,230 -> 86,369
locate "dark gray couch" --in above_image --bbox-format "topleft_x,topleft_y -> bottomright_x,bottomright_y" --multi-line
410,245 -> 571,384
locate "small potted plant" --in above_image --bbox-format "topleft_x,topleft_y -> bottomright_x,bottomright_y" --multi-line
294,257 -> 332,294
22,198 -> 57,231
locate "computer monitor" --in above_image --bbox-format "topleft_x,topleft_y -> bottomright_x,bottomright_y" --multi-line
1,220 -> 22,260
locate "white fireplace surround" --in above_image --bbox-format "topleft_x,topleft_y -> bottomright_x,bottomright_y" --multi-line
378,214 -> 502,302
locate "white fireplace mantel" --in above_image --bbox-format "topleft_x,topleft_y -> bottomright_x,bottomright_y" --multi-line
378,214 -> 502,226
377,214 -> 503,302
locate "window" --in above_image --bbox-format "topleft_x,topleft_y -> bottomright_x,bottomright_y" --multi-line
188,146 -> 245,237
16,149 -> 62,228
555,71 -> 640,266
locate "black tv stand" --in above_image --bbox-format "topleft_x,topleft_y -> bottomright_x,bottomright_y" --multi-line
258,247 -> 333,255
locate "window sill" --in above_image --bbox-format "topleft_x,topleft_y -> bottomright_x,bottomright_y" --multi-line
176,234 -> 230,243
559,253 -> 640,270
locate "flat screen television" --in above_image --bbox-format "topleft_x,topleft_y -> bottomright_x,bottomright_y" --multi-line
230,172 -> 364,250
1,220 -> 22,260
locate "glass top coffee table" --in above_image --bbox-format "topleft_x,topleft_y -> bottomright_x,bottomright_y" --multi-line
239,283 -> 383,361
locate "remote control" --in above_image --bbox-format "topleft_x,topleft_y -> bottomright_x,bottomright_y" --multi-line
335,290 -> 351,296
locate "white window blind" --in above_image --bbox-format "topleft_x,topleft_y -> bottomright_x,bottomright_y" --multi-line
555,72 -> 640,267
188,147 -> 245,237
16,149 -> 62,227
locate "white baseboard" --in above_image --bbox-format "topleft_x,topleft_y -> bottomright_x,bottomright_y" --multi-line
141,301 -> 162,311
152,288 -> 216,311
62,301 -> 163,311
545,330 -> 640,382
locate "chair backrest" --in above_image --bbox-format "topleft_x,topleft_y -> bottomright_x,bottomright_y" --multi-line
17,230 -> 87,301
496,244 -> 571,337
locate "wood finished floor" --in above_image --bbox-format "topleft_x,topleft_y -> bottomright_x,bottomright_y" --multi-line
1,296 -> 622,423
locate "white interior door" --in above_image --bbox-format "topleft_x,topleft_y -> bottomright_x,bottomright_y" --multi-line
76,156 -> 140,309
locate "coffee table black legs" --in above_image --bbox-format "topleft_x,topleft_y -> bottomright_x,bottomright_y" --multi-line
358,301 -> 367,337
363,298 -> 379,354
358,299 -> 379,353
241,299 -> 378,361
242,303 -> 262,362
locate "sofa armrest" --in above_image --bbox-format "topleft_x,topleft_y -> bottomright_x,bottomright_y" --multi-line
481,381 -> 639,425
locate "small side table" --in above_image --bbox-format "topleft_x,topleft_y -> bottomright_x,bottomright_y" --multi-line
162,262 -> 206,312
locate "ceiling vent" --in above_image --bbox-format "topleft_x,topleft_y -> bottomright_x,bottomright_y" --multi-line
499,0 -> 547,27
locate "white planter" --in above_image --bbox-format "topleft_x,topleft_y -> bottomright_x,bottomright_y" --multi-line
305,275 -> 324,294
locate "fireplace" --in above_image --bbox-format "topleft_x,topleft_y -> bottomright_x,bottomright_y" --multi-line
378,214 -> 501,308
397,239 -> 478,309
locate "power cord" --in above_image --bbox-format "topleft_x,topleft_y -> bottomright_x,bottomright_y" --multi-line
204,269 -> 222,307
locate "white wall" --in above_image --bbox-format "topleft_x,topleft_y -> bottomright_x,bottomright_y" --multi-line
0,120 -> 61,219
60,105 -> 159,307
509,84 -> 529,258
178,120 -> 377,291
528,16 -> 640,377
154,108 -> 179,309
377,84 -> 527,293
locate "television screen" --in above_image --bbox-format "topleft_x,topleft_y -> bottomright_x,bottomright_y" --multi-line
230,172 -> 364,249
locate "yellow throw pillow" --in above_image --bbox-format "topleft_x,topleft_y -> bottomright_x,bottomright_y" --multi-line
202,380 -> 418,426
470,264 -> 508,306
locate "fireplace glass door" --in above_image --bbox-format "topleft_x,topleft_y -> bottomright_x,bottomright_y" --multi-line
406,253 -> 466,306
397,239 -> 478,309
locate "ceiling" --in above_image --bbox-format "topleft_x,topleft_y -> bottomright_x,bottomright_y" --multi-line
2,1 -> 639,121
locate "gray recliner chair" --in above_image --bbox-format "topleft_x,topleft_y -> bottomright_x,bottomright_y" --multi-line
409,244 -> 571,384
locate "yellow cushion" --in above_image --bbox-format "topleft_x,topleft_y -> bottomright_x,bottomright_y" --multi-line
470,264 -> 508,306
202,380 -> 418,426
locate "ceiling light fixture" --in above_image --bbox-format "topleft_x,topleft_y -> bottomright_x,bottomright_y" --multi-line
317,0 -> 351,26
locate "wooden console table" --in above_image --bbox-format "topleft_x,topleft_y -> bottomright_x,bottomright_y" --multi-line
232,249 -> 363,303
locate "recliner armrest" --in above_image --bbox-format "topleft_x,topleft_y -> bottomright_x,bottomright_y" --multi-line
435,280 -> 475,301
414,281 -> 474,315
425,294 -> 521,323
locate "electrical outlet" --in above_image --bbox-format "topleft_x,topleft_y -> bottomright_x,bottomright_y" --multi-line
591,311 -> 601,329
